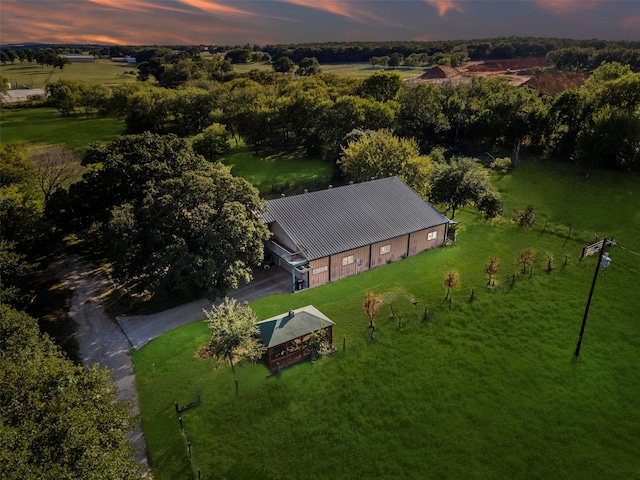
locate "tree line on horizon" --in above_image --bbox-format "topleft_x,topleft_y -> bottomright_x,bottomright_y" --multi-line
3,36 -> 640,71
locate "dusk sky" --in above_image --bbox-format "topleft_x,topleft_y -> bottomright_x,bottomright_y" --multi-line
1,1 -> 639,46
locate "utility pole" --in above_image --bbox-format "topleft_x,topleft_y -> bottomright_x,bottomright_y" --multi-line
574,237 -> 609,357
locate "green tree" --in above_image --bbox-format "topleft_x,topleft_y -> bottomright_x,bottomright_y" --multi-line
273,56 -> 295,75
172,87 -> 217,136
338,129 -> 431,195
318,95 -> 398,160
359,71 -> 403,102
428,157 -> 502,219
53,133 -> 269,298
0,144 -> 36,187
199,297 -> 266,372
192,123 -> 231,161
225,48 -> 253,64
104,161 -> 269,298
297,57 -> 321,76
398,83 -> 449,148
0,306 -> 143,479
0,75 -> 9,102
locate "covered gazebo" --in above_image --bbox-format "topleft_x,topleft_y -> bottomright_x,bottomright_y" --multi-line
256,305 -> 334,372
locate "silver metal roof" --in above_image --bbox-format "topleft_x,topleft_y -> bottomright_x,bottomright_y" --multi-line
262,177 -> 450,260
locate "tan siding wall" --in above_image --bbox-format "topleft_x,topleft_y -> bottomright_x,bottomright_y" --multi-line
408,224 -> 447,256
370,235 -> 409,268
308,258 -> 330,288
330,245 -> 371,282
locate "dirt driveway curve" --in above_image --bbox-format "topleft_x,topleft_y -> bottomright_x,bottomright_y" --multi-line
55,254 -> 291,473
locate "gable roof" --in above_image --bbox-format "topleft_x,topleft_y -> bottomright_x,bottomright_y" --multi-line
257,305 -> 334,348
262,177 -> 450,260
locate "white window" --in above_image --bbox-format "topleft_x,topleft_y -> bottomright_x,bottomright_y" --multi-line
427,231 -> 438,241
379,244 -> 391,255
342,255 -> 355,266
312,265 -> 328,275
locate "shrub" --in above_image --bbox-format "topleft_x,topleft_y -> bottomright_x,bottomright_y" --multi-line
514,205 -> 536,227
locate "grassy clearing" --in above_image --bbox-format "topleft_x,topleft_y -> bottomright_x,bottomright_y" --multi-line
232,62 -> 426,80
1,60 -> 138,88
133,161 -> 640,480
0,107 -> 126,153
220,145 -> 335,197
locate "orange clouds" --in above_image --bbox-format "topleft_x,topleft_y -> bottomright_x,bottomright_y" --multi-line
279,0 -> 361,20
422,0 -> 464,17
535,0 -> 600,15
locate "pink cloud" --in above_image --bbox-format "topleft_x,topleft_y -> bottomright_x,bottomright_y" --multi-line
535,0 -> 600,15
620,15 -> 640,31
422,0 -> 464,17
278,0 -> 403,26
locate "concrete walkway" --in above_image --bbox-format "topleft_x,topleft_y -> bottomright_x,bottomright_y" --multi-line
117,266 -> 292,350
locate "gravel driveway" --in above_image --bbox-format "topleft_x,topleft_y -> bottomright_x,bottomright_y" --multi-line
55,254 -> 291,474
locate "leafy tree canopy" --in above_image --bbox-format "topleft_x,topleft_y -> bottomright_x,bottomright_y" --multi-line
49,132 -> 270,299
338,129 -> 431,195
199,297 -> 266,371
428,157 -> 502,219
0,306 -> 143,479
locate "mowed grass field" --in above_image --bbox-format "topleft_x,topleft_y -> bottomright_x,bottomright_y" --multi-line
0,107 -> 126,153
133,161 -> 640,480
220,145 -> 334,197
232,62 -> 427,80
1,59 -> 138,88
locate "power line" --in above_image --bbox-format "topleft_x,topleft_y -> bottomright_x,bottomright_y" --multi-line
615,243 -> 640,257
614,261 -> 640,276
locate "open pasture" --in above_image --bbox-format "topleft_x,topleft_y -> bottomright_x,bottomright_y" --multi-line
133,161 -> 640,480
232,62 -> 426,80
0,107 -> 125,153
1,59 -> 138,88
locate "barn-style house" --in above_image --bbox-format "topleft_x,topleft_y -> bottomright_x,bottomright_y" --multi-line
256,305 -> 334,372
262,176 -> 453,292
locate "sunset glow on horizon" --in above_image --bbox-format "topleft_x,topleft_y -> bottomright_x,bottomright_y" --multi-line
1,0 -> 638,46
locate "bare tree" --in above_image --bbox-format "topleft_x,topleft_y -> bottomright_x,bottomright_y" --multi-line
485,256 -> 500,286
443,271 -> 460,300
29,145 -> 85,206
516,249 -> 535,274
362,291 -> 381,329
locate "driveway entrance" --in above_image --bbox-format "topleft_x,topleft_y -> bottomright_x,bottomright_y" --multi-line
117,266 -> 291,350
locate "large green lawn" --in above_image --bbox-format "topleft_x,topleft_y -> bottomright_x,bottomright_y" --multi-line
1,60 -> 138,88
133,161 -> 640,479
0,107 -> 125,153
220,145 -> 334,197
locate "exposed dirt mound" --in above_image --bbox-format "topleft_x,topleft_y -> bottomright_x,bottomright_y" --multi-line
419,65 -> 460,79
462,57 -> 551,73
524,71 -> 587,94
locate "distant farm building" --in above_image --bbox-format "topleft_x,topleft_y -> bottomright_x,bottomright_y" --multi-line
111,56 -> 137,64
262,177 -> 453,292
66,55 -> 95,63
257,305 -> 334,372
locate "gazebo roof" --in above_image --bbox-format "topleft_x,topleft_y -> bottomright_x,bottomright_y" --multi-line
256,305 -> 334,348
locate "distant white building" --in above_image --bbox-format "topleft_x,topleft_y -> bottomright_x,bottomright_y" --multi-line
111,56 -> 137,64
66,55 -> 95,63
